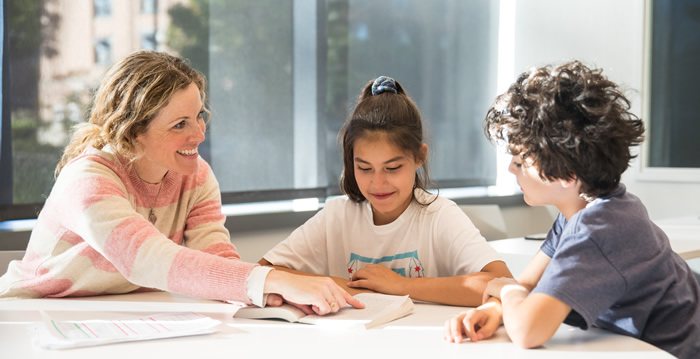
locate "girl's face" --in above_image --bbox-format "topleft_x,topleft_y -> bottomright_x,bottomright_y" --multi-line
353,132 -> 426,225
134,82 -> 206,183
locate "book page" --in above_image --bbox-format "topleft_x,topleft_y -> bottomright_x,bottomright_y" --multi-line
299,293 -> 413,329
233,304 -> 307,323
34,311 -> 221,349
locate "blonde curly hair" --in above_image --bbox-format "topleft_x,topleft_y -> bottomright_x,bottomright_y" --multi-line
55,50 -> 208,177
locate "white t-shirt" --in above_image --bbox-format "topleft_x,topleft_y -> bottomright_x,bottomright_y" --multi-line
263,190 -> 502,280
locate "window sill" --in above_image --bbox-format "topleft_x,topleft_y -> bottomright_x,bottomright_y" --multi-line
0,187 -> 524,235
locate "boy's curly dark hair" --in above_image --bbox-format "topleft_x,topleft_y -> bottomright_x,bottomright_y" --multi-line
485,61 -> 645,199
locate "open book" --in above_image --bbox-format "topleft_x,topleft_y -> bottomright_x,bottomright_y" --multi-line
233,293 -> 414,329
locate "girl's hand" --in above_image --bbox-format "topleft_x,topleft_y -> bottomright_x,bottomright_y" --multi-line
482,277 -> 522,303
444,301 -> 502,343
263,270 -> 365,315
347,264 -> 405,294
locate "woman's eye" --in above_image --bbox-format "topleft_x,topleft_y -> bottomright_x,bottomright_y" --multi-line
356,166 -> 371,172
387,165 -> 402,171
198,110 -> 205,119
174,121 -> 186,129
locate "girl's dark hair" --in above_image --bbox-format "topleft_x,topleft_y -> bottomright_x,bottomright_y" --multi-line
339,76 -> 432,203
485,61 -> 645,199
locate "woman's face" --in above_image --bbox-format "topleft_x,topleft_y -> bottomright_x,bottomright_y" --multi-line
353,132 -> 425,225
133,82 -> 206,183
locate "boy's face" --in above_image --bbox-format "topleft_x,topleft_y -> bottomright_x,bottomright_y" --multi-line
508,155 -> 568,207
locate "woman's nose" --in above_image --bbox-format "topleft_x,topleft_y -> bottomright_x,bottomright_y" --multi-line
192,121 -> 206,142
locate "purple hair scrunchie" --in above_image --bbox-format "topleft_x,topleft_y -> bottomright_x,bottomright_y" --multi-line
371,76 -> 398,95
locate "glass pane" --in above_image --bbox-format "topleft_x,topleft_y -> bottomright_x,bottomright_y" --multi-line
325,0 -> 498,191
6,0 -> 196,205
208,0 -> 296,193
649,0 -> 700,168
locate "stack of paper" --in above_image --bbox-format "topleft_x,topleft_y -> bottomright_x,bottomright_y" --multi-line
34,311 -> 221,349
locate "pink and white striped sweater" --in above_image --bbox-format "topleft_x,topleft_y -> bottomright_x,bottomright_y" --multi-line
0,146 -> 258,303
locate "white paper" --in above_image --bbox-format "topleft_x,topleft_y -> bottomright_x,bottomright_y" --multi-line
34,311 -> 221,349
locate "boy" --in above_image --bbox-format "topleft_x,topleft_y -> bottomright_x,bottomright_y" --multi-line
443,61 -> 700,359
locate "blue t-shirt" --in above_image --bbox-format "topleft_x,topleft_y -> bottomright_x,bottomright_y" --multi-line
533,185 -> 700,359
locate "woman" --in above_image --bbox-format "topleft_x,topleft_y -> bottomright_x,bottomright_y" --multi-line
0,50 -> 361,315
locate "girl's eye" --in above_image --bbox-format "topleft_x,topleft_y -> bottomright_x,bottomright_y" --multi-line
387,165 -> 402,171
356,166 -> 371,172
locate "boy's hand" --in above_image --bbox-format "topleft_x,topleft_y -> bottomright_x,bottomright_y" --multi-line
444,301 -> 502,343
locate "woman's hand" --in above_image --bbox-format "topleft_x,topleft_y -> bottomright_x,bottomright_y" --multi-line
347,264 -> 405,294
444,300 -> 503,343
264,270 -> 365,315
264,294 -> 284,307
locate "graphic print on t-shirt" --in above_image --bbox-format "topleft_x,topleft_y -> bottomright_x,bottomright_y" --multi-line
346,250 -> 425,279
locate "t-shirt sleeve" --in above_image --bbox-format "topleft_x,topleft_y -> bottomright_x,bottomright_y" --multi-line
262,207 -> 331,275
539,213 -> 567,258
434,202 -> 503,276
532,224 -> 627,330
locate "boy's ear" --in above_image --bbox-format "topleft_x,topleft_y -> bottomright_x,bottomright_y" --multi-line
559,176 -> 579,189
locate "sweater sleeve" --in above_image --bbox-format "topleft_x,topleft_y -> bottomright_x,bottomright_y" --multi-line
54,155 -> 257,304
181,161 -> 241,260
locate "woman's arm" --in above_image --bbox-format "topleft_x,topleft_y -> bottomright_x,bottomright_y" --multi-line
347,260 -> 512,306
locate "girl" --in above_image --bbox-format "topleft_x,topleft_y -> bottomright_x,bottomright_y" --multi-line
260,76 -> 512,306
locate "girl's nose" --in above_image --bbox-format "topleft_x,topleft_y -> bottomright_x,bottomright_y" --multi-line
372,171 -> 387,185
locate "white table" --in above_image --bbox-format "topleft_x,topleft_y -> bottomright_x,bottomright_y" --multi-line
0,291 -> 672,358
655,215 -> 700,260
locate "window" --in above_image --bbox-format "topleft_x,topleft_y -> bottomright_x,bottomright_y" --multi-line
141,0 -> 157,14
0,0 -> 499,221
640,0 -> 700,180
141,32 -> 157,51
94,37 -> 112,66
94,0 -> 111,18
647,0 -> 700,168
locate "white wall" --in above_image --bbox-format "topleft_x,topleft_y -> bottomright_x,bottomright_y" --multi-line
512,0 -> 700,221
